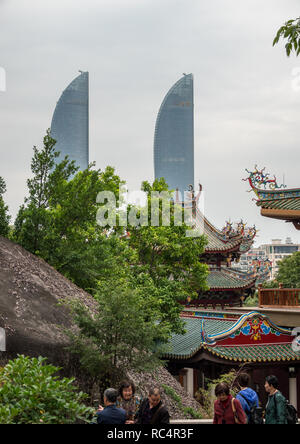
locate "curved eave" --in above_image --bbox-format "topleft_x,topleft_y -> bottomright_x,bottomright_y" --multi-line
205,243 -> 243,254
208,280 -> 256,291
163,343 -> 300,363
260,208 -> 300,221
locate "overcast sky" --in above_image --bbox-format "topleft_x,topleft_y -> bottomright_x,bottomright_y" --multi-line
0,0 -> 300,246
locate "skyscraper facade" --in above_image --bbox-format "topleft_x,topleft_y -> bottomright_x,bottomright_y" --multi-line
51,71 -> 89,171
154,73 -> 194,197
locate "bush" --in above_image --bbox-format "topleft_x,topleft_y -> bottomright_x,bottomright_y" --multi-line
0,355 -> 94,424
161,383 -> 202,419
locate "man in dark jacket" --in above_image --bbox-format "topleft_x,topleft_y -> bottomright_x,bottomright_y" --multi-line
135,387 -> 170,424
264,375 -> 288,424
97,388 -> 127,424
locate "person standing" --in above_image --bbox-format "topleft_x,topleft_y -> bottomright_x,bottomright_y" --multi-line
97,388 -> 127,424
116,380 -> 141,422
236,373 -> 260,424
264,375 -> 288,424
213,382 -> 247,424
135,387 -> 170,425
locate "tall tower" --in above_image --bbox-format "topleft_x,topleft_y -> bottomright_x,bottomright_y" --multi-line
154,73 -> 194,197
51,71 -> 89,171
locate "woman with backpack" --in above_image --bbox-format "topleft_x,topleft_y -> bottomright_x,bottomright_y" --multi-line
264,375 -> 288,424
213,382 -> 247,424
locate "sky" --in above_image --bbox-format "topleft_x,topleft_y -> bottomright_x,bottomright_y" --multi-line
0,0 -> 300,246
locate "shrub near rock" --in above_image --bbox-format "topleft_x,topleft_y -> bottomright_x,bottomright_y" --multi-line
0,355 -> 94,424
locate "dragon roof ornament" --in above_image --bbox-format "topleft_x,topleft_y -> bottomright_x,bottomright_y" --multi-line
243,165 -> 287,198
221,219 -> 257,241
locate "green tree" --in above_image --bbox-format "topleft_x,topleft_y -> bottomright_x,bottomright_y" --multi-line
0,176 -> 10,237
275,252 -> 300,288
13,130 -> 124,293
67,281 -> 165,386
126,178 -> 209,335
273,17 -> 300,56
13,129 -> 77,253
0,355 -> 93,424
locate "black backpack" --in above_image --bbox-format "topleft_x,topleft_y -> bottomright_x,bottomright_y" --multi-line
286,403 -> 298,424
238,392 -> 263,425
274,392 -> 298,424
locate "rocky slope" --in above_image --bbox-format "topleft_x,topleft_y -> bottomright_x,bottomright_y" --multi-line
0,236 -> 204,419
0,236 -> 96,359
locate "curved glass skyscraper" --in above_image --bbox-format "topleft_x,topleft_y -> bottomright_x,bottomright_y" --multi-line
51,71 -> 89,171
154,74 -> 194,197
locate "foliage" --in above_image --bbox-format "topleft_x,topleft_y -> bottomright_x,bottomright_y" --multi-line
182,406 -> 202,419
195,368 -> 246,417
273,17 -> 300,56
161,384 -> 202,419
275,252 -> 300,288
243,291 -> 258,307
161,383 -> 182,404
0,355 -> 94,424
126,178 -> 209,335
13,130 -> 124,293
12,132 -> 209,369
67,282 -> 165,386
260,254 -> 300,289
0,176 -> 11,237
261,280 -> 280,289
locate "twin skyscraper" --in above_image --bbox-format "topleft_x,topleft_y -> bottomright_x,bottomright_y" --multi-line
51,71 -> 89,171
51,72 -> 194,194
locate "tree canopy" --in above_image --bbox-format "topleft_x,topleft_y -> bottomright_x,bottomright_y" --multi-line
12,130 -> 209,346
276,252 -> 300,288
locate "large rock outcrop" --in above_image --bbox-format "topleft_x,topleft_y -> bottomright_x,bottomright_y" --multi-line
0,236 -> 96,360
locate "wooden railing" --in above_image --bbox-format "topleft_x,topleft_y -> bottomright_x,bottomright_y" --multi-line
258,284 -> 300,307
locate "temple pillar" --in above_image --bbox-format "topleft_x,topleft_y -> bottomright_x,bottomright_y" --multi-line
184,368 -> 194,397
289,367 -> 297,410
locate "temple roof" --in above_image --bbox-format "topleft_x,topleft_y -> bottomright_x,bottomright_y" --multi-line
256,188 -> 300,213
164,311 -> 300,363
207,267 -> 256,290
194,209 -> 254,255
244,168 -> 300,230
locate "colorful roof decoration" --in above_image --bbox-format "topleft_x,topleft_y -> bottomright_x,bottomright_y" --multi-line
244,166 -> 300,230
165,311 -> 300,363
177,187 -> 256,256
194,208 -> 256,255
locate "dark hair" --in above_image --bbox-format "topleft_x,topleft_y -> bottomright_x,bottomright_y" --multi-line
265,375 -> 279,389
237,373 -> 250,387
118,380 -> 136,398
215,382 -> 230,397
104,388 -> 118,404
149,387 -> 161,396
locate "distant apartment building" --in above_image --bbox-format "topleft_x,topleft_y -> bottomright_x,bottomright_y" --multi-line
238,238 -> 300,281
